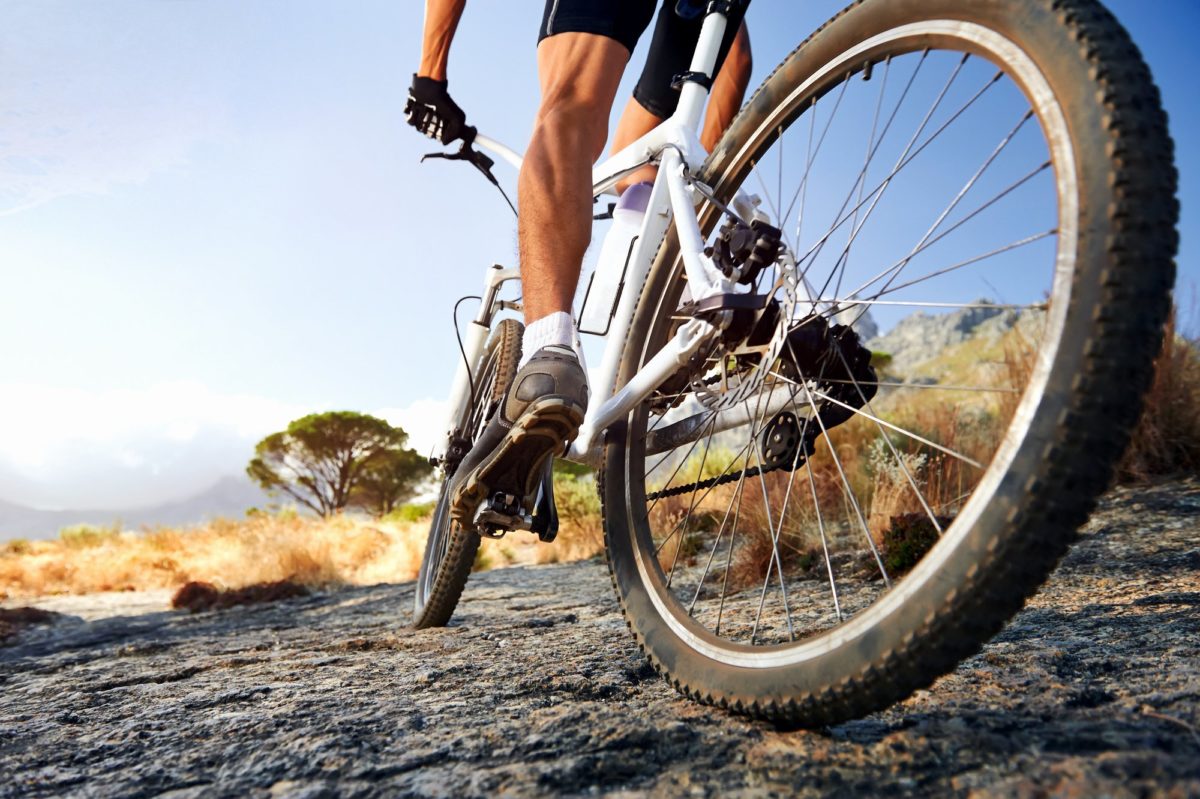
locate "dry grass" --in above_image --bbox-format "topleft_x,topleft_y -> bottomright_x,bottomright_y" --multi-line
635,303 -> 1200,588
865,445 -> 930,543
1118,309 -> 1200,482
0,512 -> 430,599
0,475 -> 613,600
11,310 -> 1186,601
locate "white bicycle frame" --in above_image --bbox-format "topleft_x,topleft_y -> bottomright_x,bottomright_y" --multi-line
432,8 -> 809,469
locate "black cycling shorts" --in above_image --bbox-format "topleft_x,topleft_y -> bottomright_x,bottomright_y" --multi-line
538,0 -> 749,119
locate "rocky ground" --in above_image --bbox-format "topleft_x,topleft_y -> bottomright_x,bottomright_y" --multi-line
2,479 -> 1198,798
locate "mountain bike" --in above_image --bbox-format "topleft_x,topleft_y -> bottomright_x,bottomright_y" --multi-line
412,0 -> 1177,725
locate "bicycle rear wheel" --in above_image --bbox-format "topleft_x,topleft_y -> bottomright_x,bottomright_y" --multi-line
602,0 -> 1176,723
413,319 -> 522,629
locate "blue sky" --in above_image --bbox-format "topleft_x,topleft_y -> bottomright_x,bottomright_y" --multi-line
1,1 -> 1196,511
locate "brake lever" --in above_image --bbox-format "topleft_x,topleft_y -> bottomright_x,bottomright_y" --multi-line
421,136 -> 517,216
421,140 -> 499,187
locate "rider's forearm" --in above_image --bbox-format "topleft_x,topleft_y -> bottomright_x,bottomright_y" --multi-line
418,0 -> 467,81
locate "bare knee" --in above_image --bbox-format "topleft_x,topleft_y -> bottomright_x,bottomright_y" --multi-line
533,95 -> 611,163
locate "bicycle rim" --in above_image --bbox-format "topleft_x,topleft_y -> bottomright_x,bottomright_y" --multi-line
619,14 -> 1089,667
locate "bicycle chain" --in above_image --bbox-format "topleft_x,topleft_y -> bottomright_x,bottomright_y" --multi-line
646,410 -> 815,500
646,459 -> 790,501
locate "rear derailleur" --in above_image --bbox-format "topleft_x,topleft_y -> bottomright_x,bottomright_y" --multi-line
645,314 -> 880,499
755,316 -> 879,470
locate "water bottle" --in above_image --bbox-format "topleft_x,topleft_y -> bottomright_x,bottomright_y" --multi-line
580,182 -> 652,335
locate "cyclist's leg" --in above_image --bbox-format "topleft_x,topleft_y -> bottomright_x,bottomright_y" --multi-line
612,8 -> 752,192
701,21 -> 752,150
517,33 -> 629,323
449,13 -> 654,526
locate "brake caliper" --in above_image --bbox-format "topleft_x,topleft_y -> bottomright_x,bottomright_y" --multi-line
710,218 -> 785,288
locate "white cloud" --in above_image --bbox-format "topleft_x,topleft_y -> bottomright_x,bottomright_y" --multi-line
0,384 -> 452,511
0,101 -> 221,217
0,382 -> 305,510
375,398 -> 449,460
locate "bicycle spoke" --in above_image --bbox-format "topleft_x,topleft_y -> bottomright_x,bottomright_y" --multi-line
665,419 -> 719,588
688,448 -> 752,616
779,73 -> 852,238
792,96 -> 817,243
803,431 -> 843,623
791,66 -> 1006,304
784,52 -> 914,239
817,299 -> 1047,311
793,374 -> 892,588
809,54 -> 975,305
752,159 -> 783,225
714,457 -> 749,637
749,376 -> 828,638
834,52 -> 893,299
817,378 -> 1020,394
856,228 -> 1055,300
777,124 -> 784,226
652,431 -> 757,556
840,111 -> 1038,330
839,153 -> 1052,309
829,343 -> 946,536
805,384 -> 984,470
748,396 -> 796,643
624,31 -> 1080,661
644,411 -> 718,518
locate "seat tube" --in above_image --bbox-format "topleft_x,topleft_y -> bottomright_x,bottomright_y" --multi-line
674,9 -> 729,131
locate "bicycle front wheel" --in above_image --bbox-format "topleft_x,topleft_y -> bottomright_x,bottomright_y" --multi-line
413,318 -> 522,629
603,0 -> 1176,724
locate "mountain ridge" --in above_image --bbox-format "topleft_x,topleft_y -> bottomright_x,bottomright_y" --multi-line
0,476 -> 273,541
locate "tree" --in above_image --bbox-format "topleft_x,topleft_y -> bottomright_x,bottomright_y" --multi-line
246,411 -> 430,517
352,448 -> 431,516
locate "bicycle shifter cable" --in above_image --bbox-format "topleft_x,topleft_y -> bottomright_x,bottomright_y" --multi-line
452,295 -> 482,422
422,140 -> 518,219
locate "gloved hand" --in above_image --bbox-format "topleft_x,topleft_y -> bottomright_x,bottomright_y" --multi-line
405,74 -> 472,145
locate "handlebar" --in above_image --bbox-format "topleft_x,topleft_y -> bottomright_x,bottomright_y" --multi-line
472,132 -> 524,172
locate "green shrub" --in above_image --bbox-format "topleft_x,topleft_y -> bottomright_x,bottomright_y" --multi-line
553,474 -> 601,521
553,460 -> 593,479
3,539 -> 31,556
385,501 -> 436,524
880,513 -> 949,574
58,524 -> 121,549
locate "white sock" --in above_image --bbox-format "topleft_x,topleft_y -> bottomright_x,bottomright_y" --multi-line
520,311 -> 577,369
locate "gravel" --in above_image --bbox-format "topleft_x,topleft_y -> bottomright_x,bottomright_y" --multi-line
2,478 -> 1198,798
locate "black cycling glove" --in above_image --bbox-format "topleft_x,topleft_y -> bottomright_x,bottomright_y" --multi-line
405,74 -> 472,145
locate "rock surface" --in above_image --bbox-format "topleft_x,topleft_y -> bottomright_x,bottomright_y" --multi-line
2,479 -> 1198,798
866,300 -> 1028,373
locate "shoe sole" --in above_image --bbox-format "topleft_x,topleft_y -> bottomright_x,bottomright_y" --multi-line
450,397 -> 586,529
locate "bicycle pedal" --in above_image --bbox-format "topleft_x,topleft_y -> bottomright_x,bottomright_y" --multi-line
473,493 -> 532,537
